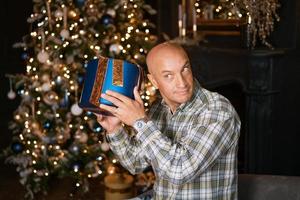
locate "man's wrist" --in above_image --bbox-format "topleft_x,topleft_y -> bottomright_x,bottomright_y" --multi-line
133,116 -> 149,132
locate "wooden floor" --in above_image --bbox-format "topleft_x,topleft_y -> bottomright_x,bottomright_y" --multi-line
0,161 -> 105,200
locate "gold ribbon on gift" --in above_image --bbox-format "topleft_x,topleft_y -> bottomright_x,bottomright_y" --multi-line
90,56 -> 109,107
112,59 -> 124,87
89,57 -> 124,107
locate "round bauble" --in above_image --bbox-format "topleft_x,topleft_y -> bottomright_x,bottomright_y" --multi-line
56,134 -> 65,144
43,120 -> 53,130
7,90 -> 16,100
68,9 -> 79,20
100,142 -> 110,152
71,103 -> 83,116
69,144 -> 80,154
41,82 -> 51,92
109,43 -> 121,55
60,29 -> 70,39
106,8 -> 116,18
43,91 -> 58,105
54,10 -> 63,18
31,121 -> 40,130
37,51 -> 49,63
101,14 -> 114,26
11,141 -> 24,154
21,52 -> 29,60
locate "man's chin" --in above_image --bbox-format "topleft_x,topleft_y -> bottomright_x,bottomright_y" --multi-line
177,94 -> 192,104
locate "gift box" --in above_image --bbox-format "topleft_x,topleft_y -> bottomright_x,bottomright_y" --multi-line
79,56 -> 142,114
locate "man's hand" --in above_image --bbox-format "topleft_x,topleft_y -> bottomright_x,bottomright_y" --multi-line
99,86 -> 146,126
95,113 -> 122,134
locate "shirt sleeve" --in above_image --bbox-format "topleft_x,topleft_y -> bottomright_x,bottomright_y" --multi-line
106,126 -> 151,175
135,108 -> 240,186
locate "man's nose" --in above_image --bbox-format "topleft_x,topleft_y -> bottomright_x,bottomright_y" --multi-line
176,74 -> 187,87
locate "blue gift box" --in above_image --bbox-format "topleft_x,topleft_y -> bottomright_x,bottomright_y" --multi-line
79,56 -> 142,114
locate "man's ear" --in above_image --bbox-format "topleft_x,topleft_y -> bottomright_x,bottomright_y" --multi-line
147,73 -> 158,89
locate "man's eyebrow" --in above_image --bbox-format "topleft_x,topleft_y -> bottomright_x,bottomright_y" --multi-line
161,60 -> 190,73
183,61 -> 190,67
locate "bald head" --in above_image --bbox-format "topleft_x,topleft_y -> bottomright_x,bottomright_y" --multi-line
145,42 -> 194,112
146,42 -> 189,75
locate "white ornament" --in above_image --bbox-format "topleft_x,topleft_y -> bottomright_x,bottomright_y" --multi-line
7,90 -> 16,99
101,142 -> 110,151
107,9 -> 116,17
41,82 -> 51,92
109,44 -> 121,55
55,10 -> 63,18
60,29 -> 70,38
37,51 -> 49,63
71,103 -> 83,116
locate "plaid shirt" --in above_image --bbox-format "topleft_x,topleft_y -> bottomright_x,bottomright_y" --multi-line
107,80 -> 241,200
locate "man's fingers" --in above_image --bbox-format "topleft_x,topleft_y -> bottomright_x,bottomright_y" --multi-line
100,104 -> 118,115
134,86 -> 143,105
105,90 -> 131,103
101,93 -> 124,108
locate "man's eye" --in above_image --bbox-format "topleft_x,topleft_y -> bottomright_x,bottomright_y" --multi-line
183,67 -> 190,71
164,74 -> 172,78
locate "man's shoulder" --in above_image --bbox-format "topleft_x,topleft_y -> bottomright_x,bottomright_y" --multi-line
196,87 -> 235,114
147,97 -> 163,116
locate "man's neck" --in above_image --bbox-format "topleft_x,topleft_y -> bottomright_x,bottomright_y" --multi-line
165,102 -> 179,114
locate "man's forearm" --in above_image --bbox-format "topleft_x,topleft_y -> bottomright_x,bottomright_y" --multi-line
106,127 -> 150,174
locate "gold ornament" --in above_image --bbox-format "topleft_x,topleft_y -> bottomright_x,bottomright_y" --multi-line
31,121 -> 40,130
68,9 -> 79,20
43,91 -> 59,105
130,18 -> 137,24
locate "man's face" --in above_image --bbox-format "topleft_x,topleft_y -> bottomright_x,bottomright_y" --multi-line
147,49 -> 194,110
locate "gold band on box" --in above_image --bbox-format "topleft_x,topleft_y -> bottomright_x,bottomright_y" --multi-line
89,56 -> 125,107
112,59 -> 124,87
90,57 -> 108,107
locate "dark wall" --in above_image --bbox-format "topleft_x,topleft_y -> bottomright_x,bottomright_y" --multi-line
271,0 -> 297,48
271,0 -> 300,175
0,1 -> 32,151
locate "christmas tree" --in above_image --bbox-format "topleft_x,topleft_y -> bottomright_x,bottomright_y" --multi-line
3,0 -> 157,198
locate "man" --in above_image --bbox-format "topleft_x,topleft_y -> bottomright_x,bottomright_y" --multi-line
97,42 -> 241,199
